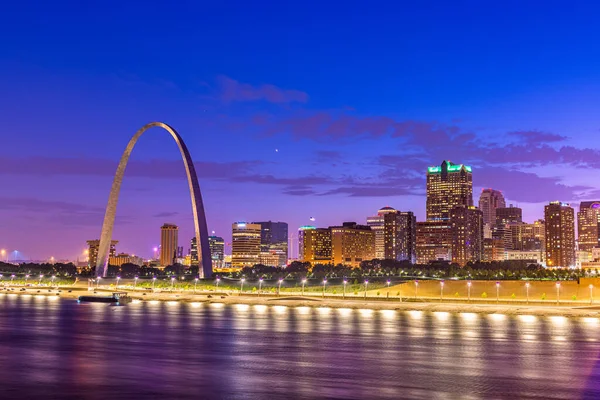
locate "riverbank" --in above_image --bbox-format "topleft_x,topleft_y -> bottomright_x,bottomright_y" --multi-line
3,285 -> 600,318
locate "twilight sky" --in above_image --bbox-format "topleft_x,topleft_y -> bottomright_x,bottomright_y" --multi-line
1,1 -> 600,261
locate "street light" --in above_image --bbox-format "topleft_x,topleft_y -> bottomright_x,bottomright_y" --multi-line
525,282 -> 530,304
96,277 -> 101,289
343,279 -> 348,299
38,274 -> 43,285
496,281 -> 500,303
194,277 -> 198,293
386,280 -> 391,299
414,280 -> 419,300
364,280 -> 369,299
259,278 -> 263,297
278,279 -> 283,296
467,281 -> 472,302
152,276 -> 156,291
440,280 -> 444,301
51,275 -> 56,287
240,278 -> 245,295
556,281 -> 561,304
301,279 -> 306,296
134,276 -> 138,288
590,284 -> 594,305
11,274 -> 15,284
216,276 -> 221,290
322,279 -> 327,298
171,276 -> 175,291
116,276 -> 121,289
25,274 -> 29,285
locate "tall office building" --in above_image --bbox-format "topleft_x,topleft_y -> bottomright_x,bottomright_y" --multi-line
367,206 -> 397,259
231,222 -> 261,268
253,221 -> 288,266
298,226 -> 332,264
208,236 -> 225,269
190,237 -> 198,266
330,222 -> 375,267
578,201 -> 600,253
544,202 -> 576,268
510,220 -> 545,256
478,189 -> 506,238
450,206 -> 484,266
87,240 -> 118,268
160,223 -> 179,267
496,205 -> 523,226
416,221 -> 453,264
426,160 -> 473,221
383,211 -> 416,263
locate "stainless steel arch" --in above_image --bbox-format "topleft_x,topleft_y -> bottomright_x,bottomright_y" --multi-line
95,122 -> 212,278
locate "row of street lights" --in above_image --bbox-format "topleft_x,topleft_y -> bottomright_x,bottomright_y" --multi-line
1,274 -> 56,286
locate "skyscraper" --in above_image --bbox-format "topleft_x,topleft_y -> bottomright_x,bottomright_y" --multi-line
208,235 -> 225,269
578,201 -> 600,253
87,240 -> 118,268
450,206 -> 484,266
160,223 -> 179,267
478,189 -> 506,238
190,237 -> 198,266
383,211 -> 416,263
253,221 -> 288,266
367,206 -> 397,259
298,226 -> 332,264
426,160 -> 473,221
416,221 -> 453,264
231,222 -> 261,268
510,220 -> 545,256
330,222 -> 375,267
495,205 -> 523,226
544,202 -> 576,268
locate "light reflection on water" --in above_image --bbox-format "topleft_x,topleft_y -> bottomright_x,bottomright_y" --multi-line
0,296 -> 598,399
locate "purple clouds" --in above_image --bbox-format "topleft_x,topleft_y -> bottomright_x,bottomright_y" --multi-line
218,76 -> 309,104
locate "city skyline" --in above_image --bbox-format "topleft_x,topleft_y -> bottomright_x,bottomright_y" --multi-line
2,3 -> 600,260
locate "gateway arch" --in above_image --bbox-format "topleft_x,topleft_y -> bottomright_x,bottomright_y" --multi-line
95,122 -> 212,279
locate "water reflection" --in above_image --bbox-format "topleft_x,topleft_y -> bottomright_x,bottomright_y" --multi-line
0,296 -> 598,399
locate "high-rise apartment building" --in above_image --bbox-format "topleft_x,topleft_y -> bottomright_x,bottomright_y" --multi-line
383,211 -> 416,263
415,221 -> 452,264
160,223 -> 179,267
426,160 -> 473,221
478,189 -> 506,238
450,206 -> 484,266
544,202 -> 576,268
496,205 -> 523,226
207,236 -> 225,269
578,201 -> 600,253
298,226 -> 332,264
330,222 -> 375,267
87,239 -> 118,268
190,237 -> 198,266
510,220 -> 545,257
231,222 -> 261,268
367,206 -> 397,259
253,221 -> 288,266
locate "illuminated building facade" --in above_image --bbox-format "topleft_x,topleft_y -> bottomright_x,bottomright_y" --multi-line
450,206 -> 484,266
253,221 -> 288,267
415,221 -> 452,264
207,236 -> 225,269
87,239 -> 118,268
544,202 -> 576,268
495,205 -> 523,226
578,201 -> 600,253
330,222 -> 375,267
426,160 -> 473,221
160,223 -> 179,267
383,211 -> 416,263
367,206 -> 397,259
231,222 -> 261,268
510,220 -> 545,260
478,189 -> 506,238
109,253 -> 143,267
298,226 -> 332,264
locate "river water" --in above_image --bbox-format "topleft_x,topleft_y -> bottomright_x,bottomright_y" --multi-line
0,295 -> 598,399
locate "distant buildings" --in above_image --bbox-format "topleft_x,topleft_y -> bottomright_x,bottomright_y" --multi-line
426,160 -> 473,221
577,201 -> 600,253
416,221 -> 452,264
253,221 -> 288,267
231,222 -> 261,268
544,202 -> 576,268
367,206 -> 397,259
450,206 -> 484,266
383,210 -> 416,263
496,205 -> 523,226
330,222 -> 375,267
208,235 -> 225,269
298,226 -> 332,264
87,239 -> 118,268
109,253 -> 143,267
160,223 -> 179,267
478,189 -> 506,238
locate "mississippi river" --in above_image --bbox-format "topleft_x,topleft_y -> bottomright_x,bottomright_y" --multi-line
0,295 -> 598,399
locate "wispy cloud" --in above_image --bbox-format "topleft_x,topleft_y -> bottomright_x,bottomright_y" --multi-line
218,75 -> 309,104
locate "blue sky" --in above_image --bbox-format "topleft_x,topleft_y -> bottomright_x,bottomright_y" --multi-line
1,0 -> 599,260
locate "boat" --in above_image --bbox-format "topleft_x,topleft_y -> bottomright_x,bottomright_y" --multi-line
78,292 -> 132,305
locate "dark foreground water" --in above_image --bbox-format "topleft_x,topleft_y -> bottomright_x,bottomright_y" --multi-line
0,295 -> 599,399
